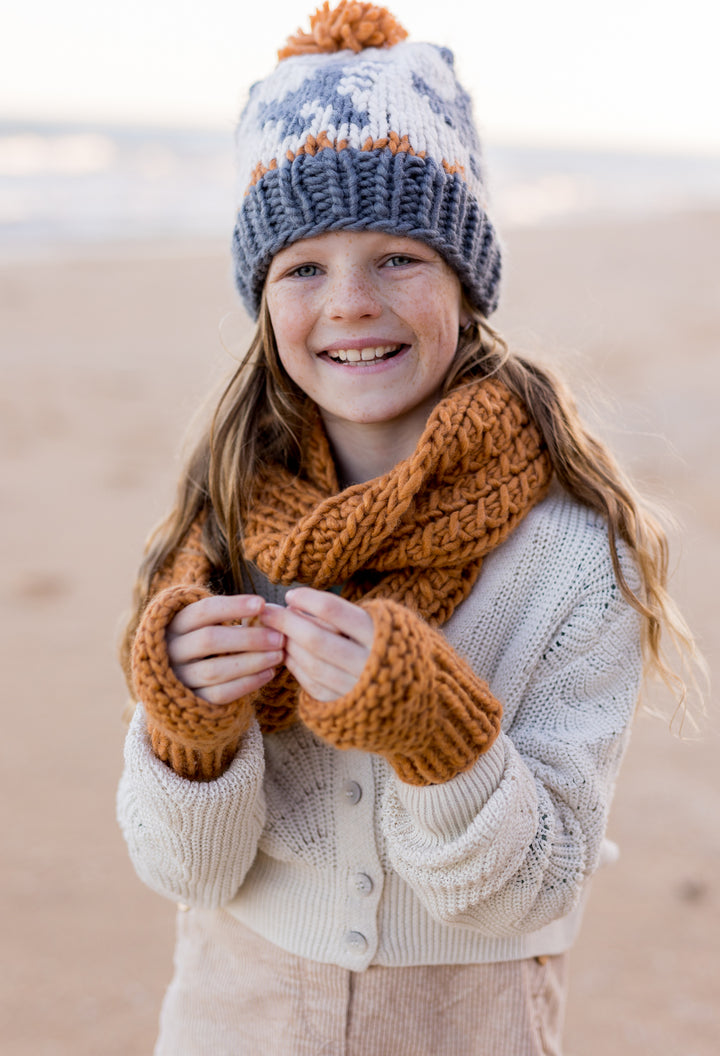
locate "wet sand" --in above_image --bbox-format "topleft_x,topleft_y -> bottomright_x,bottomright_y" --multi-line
1,212 -> 718,1054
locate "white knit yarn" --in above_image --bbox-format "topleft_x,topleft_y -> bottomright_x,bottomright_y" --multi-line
117,488 -> 643,970
234,43 -> 485,203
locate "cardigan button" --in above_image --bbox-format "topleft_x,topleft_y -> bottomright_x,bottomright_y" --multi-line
352,872 -> 374,896
342,780 -> 362,805
345,930 -> 368,953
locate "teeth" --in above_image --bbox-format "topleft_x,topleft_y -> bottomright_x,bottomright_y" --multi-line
326,344 -> 400,363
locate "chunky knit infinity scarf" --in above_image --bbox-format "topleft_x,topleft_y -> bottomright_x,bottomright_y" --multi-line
243,378 -> 552,626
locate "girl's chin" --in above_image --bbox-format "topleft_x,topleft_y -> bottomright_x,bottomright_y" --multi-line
319,393 -> 441,432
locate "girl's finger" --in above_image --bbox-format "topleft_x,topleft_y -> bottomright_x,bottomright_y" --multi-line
284,639 -> 362,701
284,587 -> 375,648
195,666 -> 278,706
175,649 -> 285,690
263,605 -> 369,676
168,594 -> 265,637
168,623 -> 284,665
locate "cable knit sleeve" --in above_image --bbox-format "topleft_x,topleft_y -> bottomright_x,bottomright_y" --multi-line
132,584 -> 256,781
380,499 -> 644,936
117,705 -> 267,908
298,597 -> 503,785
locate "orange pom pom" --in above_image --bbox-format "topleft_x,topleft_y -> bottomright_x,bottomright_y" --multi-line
278,1 -> 408,60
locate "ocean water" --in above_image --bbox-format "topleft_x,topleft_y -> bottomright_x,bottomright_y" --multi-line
1,119 -> 719,256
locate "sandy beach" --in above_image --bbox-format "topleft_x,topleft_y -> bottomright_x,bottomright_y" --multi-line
1,211 -> 718,1054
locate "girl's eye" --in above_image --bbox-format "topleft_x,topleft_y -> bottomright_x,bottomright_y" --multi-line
384,255 -> 415,268
289,263 -> 320,278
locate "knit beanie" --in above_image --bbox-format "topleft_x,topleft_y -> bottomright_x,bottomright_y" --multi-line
232,1 -> 502,319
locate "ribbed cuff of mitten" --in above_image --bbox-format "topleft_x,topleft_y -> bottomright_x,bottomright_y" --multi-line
298,598 -> 503,786
131,584 -> 255,781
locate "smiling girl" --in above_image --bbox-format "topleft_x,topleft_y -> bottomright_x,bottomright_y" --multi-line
117,5 -> 694,1054
265,231 -> 466,480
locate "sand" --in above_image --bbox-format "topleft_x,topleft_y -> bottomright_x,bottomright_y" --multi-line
1,213 -> 718,1055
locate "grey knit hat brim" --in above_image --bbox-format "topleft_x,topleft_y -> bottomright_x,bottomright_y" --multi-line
232,147 -> 501,319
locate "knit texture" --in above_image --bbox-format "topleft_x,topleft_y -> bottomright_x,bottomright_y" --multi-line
130,524 -> 257,781
244,380 -> 551,620
298,597 -> 503,785
130,379 -> 550,784
278,2 -> 408,58
232,3 -> 502,317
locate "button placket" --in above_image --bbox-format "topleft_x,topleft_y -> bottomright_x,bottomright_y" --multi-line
336,750 -> 383,969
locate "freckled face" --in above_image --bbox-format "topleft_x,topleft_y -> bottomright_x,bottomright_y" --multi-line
264,230 -> 464,436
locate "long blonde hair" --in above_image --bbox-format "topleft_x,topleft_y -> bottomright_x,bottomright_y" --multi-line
120,295 -> 700,714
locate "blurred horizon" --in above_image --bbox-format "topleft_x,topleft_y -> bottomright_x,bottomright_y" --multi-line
3,117 -> 720,260
3,111 -> 719,160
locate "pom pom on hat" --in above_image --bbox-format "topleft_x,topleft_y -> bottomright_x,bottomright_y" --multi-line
232,3 -> 502,319
278,1 -> 408,59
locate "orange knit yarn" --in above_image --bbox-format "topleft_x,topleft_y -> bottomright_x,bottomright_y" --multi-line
297,597 -> 505,785
244,379 -> 551,625
245,133 -> 471,196
131,582 -> 254,781
278,2 -> 408,60
131,379 -> 551,782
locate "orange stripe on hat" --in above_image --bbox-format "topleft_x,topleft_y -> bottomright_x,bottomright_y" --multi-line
246,133 -> 465,194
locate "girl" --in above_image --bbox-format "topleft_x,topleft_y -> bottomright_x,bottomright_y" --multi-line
118,5 -> 693,1053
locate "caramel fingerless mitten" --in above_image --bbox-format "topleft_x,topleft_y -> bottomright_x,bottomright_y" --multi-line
297,598 -> 503,786
131,584 -> 255,781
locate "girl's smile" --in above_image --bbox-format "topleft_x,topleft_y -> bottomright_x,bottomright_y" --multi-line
320,339 -> 406,365
265,230 -> 465,478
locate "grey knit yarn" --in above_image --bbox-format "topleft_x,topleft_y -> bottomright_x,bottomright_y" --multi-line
232,27 -> 502,318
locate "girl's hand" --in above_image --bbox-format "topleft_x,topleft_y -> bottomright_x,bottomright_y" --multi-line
262,587 -> 374,702
166,595 -> 286,705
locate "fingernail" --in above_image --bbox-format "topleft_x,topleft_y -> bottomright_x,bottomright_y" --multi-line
247,596 -> 263,612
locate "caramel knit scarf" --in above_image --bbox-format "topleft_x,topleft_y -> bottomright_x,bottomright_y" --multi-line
243,378 -> 551,625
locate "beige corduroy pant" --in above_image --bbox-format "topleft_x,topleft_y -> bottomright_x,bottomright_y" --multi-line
155,908 -> 567,1056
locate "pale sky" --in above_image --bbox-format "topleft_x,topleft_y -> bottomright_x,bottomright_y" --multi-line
2,0 -> 719,154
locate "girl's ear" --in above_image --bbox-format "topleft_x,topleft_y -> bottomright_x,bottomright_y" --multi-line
459,292 -> 474,332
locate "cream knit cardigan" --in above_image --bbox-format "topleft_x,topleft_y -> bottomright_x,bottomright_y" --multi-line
117,487 -> 643,970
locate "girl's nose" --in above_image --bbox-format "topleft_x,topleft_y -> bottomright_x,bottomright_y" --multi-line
324,269 -> 382,320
